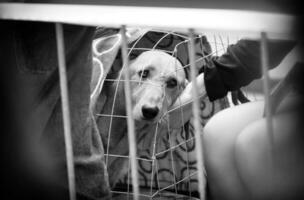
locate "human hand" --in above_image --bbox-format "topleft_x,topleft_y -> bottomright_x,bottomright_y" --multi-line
168,73 -> 207,128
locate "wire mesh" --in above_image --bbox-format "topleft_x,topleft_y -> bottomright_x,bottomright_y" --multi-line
46,25 -> 296,200
93,25 -> 300,199
94,28 -> 234,199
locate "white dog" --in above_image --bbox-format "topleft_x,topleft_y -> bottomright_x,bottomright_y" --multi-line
129,50 -> 187,122
93,36 -> 207,196
95,50 -> 194,186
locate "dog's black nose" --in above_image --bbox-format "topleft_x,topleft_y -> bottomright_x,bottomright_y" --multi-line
142,106 -> 159,120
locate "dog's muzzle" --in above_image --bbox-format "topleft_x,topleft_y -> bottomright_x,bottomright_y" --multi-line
141,105 -> 159,120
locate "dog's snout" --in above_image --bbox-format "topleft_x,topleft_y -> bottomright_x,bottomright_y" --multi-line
142,106 -> 159,120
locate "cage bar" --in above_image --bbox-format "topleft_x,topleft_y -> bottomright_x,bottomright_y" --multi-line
0,3 -> 297,40
120,25 -> 140,200
55,23 -> 76,200
260,32 -> 275,156
188,28 -> 206,199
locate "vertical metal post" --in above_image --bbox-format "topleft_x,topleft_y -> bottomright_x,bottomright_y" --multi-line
213,35 -> 218,56
121,25 -> 140,200
260,32 -> 274,153
188,29 -> 206,199
55,23 -> 76,200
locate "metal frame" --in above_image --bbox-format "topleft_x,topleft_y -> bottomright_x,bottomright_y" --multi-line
55,23 -> 76,200
188,29 -> 206,199
0,3 -> 297,39
121,25 -> 140,200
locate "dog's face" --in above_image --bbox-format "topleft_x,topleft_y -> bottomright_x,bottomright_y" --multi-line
127,50 -> 186,122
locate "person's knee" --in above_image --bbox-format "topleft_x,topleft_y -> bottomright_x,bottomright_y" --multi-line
234,119 -> 270,199
203,106 -> 238,168
203,101 -> 264,161
235,113 -> 304,200
203,101 -> 264,199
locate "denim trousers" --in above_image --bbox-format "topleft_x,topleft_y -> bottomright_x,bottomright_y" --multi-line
0,21 -> 110,200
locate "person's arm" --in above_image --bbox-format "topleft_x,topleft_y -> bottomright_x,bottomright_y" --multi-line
168,39 -> 295,128
168,73 -> 206,128
205,39 -> 296,101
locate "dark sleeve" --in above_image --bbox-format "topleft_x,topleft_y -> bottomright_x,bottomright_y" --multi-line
204,39 -> 296,101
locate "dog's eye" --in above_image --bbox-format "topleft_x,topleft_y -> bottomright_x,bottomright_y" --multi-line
138,69 -> 149,79
166,78 -> 177,88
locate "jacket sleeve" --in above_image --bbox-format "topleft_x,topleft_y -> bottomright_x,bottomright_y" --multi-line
204,39 -> 296,101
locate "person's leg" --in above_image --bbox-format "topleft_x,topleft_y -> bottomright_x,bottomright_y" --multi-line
1,21 -> 111,199
203,101 -> 264,200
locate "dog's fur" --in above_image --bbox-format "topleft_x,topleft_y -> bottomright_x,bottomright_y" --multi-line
96,50 -> 188,187
129,51 -> 187,122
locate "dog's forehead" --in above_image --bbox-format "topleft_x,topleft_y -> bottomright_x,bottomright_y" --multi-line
131,51 -> 185,77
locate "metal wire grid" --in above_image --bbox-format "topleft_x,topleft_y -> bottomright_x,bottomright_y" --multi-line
96,29 -> 212,199
56,25 -> 274,200
0,3 -> 290,200
93,28 -> 272,200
